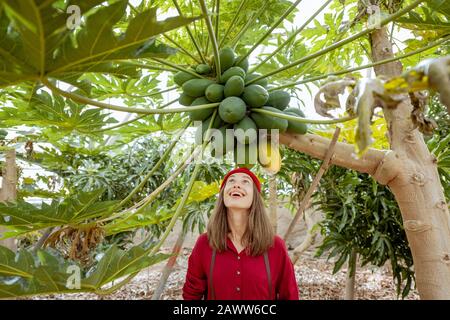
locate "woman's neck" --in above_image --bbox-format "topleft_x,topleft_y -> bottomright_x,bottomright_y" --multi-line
227,208 -> 249,241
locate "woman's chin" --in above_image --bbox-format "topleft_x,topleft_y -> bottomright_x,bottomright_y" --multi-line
225,199 -> 251,210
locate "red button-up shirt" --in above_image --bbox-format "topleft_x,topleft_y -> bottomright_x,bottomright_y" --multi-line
182,233 -> 299,300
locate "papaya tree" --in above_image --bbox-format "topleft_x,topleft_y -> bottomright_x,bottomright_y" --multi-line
0,0 -> 449,299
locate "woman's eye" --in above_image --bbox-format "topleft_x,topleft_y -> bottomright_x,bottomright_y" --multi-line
243,180 -> 249,184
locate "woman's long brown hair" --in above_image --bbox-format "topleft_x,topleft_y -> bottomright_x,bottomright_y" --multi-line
206,184 -> 274,256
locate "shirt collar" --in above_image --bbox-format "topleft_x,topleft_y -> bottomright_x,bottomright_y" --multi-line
226,236 -> 248,255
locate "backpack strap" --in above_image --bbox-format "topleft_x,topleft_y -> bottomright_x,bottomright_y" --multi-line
263,251 -> 273,300
209,249 -> 216,300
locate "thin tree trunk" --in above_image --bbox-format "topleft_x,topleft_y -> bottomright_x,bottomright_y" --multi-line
344,249 -> 357,300
0,150 -> 17,251
268,174 -> 277,234
290,208 -> 322,264
151,230 -> 186,300
284,128 -> 340,241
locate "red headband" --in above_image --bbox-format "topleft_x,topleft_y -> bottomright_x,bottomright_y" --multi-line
220,167 -> 261,193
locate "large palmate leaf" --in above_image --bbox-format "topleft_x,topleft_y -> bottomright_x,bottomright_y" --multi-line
0,90 -> 116,130
0,0 -> 198,88
396,0 -> 450,34
0,189 -> 118,239
0,244 -> 170,298
83,244 -> 170,288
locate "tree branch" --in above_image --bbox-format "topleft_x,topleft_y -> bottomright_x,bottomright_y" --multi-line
280,132 -> 386,175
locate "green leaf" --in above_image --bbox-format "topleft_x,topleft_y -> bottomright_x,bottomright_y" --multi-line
0,244 -> 170,298
396,0 -> 450,34
0,1 -> 198,88
0,189 -> 118,237
84,244 -> 170,288
49,4 -> 196,75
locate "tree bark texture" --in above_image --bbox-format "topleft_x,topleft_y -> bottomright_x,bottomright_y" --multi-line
268,174 -> 278,234
0,150 -> 17,250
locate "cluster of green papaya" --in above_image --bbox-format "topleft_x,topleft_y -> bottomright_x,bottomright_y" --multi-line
173,48 -> 308,171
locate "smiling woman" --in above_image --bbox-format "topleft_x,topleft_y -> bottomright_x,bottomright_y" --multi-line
182,167 -> 299,300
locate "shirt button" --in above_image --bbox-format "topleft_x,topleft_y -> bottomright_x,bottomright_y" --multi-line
236,270 -> 240,275
236,287 -> 240,292
237,256 -> 240,260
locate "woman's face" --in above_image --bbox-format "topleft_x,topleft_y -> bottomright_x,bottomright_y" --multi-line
223,172 -> 254,210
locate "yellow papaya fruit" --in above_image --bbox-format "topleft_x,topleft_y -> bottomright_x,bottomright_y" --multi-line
258,139 -> 281,174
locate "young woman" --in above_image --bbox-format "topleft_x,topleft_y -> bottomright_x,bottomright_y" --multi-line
182,167 -> 299,300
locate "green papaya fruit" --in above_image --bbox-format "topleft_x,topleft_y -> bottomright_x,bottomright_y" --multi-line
250,106 -> 288,133
224,75 -> 245,97
182,79 -> 215,98
196,64 -> 211,74
267,90 -> 290,110
284,107 -> 305,117
189,96 -> 215,121
235,56 -> 249,72
245,73 -> 268,87
219,47 -> 236,72
242,84 -> 269,108
205,84 -> 225,102
284,107 -> 307,134
218,96 -> 247,124
220,66 -> 246,84
179,93 -> 196,106
233,116 -> 257,144
174,71 -> 196,87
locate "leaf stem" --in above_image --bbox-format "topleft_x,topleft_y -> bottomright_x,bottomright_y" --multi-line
250,108 -> 356,124
150,58 -> 206,79
172,0 -> 208,64
214,0 -> 220,44
236,0 -> 303,65
95,86 -> 178,101
89,99 -> 179,133
246,0 -> 427,85
218,0 -> 247,48
228,1 -> 270,49
163,34 -> 202,64
42,77 -> 219,115
249,0 -> 332,73
199,0 -> 221,78
126,86 -> 178,98
269,35 -> 450,91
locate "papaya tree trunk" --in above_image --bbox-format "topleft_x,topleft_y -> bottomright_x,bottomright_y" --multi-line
268,174 -> 278,234
280,27 -> 450,299
370,26 -> 450,300
0,150 -> 17,251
